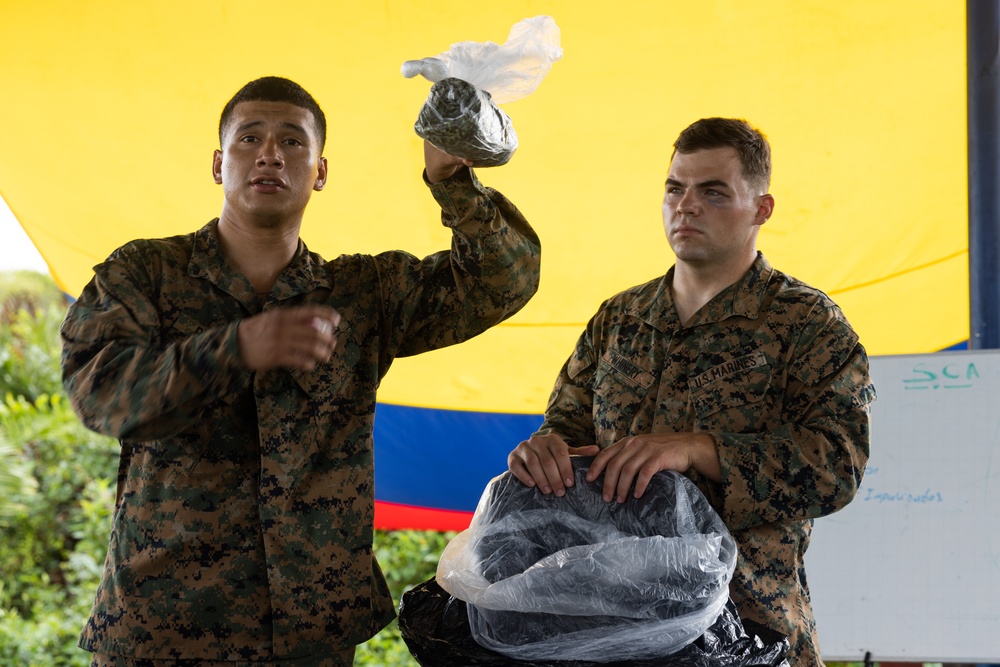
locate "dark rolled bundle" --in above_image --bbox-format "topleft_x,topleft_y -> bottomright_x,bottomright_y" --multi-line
414,77 -> 518,167
434,458 -> 742,662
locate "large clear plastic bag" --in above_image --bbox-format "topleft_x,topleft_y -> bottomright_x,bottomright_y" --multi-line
433,457 -> 740,663
401,16 -> 562,166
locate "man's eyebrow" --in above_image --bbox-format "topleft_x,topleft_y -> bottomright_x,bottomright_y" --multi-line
665,177 -> 732,189
234,120 -> 309,135
280,121 -> 308,135
235,120 -> 264,134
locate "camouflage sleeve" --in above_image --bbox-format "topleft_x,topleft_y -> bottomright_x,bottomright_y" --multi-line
373,166 -> 541,365
532,320 -> 600,447
713,308 -> 876,531
60,245 -> 248,440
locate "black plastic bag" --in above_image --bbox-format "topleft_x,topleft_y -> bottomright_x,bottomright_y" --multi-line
399,578 -> 790,667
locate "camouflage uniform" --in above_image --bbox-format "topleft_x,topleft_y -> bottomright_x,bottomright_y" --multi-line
61,167 -> 540,663
536,253 -> 874,666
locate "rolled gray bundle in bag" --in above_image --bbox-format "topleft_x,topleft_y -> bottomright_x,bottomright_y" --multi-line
414,77 -> 518,167
403,16 -> 561,167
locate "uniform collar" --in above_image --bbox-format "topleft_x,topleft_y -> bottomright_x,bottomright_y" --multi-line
188,219 -> 333,304
629,252 -> 774,331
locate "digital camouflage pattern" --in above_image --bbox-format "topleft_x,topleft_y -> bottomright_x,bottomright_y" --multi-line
537,253 -> 875,667
89,648 -> 355,667
61,167 -> 540,663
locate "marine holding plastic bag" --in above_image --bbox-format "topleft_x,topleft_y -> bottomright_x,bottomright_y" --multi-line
433,457 -> 740,663
402,16 -> 562,166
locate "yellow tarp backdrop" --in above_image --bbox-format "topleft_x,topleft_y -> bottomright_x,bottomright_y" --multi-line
0,1 -> 967,416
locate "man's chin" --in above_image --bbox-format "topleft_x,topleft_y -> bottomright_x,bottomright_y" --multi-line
669,243 -> 707,262
243,208 -> 295,230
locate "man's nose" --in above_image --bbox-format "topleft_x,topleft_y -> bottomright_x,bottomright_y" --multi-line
256,137 -> 284,168
676,191 -> 699,215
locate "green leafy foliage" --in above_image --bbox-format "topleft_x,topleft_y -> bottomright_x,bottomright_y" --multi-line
356,530 -> 456,666
0,273 -> 119,665
0,434 -> 37,519
0,271 -> 68,403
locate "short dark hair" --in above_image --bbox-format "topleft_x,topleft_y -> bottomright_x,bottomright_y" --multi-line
219,76 -> 327,151
672,118 -> 771,191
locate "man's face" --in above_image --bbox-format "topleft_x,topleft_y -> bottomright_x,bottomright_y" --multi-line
213,101 -> 327,227
661,147 -> 772,270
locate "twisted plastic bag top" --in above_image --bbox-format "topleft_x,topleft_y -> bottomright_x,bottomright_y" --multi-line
401,15 -> 562,105
436,457 -> 738,663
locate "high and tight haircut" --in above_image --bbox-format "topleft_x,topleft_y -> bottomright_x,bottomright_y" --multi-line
672,118 -> 771,192
218,76 -> 327,151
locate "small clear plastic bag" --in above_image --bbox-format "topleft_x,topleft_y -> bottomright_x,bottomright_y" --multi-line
435,457 -> 739,663
402,16 -> 562,166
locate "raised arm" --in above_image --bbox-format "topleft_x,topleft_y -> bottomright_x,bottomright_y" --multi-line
372,154 -> 541,366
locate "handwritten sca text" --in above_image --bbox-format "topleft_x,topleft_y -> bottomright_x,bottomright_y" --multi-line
902,362 -> 979,391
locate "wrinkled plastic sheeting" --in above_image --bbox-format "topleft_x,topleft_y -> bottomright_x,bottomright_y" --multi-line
401,16 -> 562,104
433,458 -> 742,662
399,578 -> 790,667
402,16 -> 562,166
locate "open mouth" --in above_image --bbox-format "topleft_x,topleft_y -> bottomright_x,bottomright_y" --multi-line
251,177 -> 286,192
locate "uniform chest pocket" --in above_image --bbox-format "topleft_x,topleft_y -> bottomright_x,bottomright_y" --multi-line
593,348 -> 655,447
288,322 -> 358,401
690,363 -> 772,428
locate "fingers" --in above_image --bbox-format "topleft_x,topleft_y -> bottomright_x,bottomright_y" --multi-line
524,434 -> 706,504
423,140 -> 473,183
631,464 -> 658,501
275,306 -> 339,371
507,433 -> 576,496
507,449 -> 536,487
587,440 -> 635,503
605,439 -> 649,503
587,436 -> 678,503
299,315 -> 339,367
293,307 -> 341,370
238,305 -> 342,371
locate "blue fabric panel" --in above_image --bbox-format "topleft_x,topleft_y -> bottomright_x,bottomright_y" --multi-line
373,403 -> 544,512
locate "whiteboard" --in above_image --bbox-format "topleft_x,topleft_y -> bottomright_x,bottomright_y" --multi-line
805,350 -> 1000,662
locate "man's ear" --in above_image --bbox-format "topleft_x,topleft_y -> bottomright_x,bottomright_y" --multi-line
755,193 -> 775,226
212,150 -> 223,185
313,156 -> 328,192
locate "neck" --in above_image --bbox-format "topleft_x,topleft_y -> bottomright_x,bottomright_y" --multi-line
216,211 -> 301,294
671,252 -> 757,325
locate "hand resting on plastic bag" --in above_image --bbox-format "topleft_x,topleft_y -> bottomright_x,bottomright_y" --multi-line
435,457 -> 739,663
